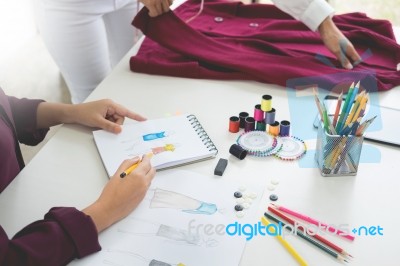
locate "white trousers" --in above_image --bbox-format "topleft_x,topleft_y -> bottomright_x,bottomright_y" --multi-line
35,0 -> 139,103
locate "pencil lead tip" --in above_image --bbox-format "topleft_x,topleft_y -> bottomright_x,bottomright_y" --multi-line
270,203 -> 278,208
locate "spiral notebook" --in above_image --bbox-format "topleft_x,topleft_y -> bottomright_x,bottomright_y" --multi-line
93,114 -> 218,176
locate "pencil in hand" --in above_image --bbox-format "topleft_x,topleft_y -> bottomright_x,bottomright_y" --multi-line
120,153 -> 154,178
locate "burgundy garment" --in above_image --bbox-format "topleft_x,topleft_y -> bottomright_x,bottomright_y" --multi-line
0,88 -> 101,265
130,0 -> 400,91
0,207 -> 101,266
0,88 -> 49,191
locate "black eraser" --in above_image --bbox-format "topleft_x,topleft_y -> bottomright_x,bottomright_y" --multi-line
214,158 -> 228,176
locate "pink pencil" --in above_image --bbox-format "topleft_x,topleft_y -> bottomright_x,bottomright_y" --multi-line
271,204 -> 355,241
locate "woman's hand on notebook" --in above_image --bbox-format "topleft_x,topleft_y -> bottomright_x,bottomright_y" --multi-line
318,17 -> 362,70
70,99 -> 147,133
36,99 -> 146,133
83,156 -> 155,233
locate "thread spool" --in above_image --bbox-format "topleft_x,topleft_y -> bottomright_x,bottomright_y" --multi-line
280,120 -> 290,136
244,117 -> 255,132
265,108 -> 276,125
269,121 -> 280,136
229,116 -> 240,133
229,144 -> 247,160
256,121 -> 266,131
254,104 -> 264,122
239,112 -> 249,128
261,95 -> 272,112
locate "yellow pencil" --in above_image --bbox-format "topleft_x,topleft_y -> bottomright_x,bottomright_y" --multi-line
120,153 -> 153,178
351,93 -> 369,124
261,216 -> 308,266
345,90 -> 365,126
329,137 -> 348,170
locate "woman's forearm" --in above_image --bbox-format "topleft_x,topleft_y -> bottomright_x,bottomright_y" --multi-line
36,102 -> 76,128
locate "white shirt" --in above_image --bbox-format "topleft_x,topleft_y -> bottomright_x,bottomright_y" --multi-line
272,0 -> 334,31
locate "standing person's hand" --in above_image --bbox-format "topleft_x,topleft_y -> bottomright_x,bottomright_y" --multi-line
140,0 -> 173,17
83,155 -> 156,232
318,17 -> 362,70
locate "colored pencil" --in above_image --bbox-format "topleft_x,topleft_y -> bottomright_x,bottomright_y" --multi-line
268,206 -> 353,258
344,81 -> 360,116
332,91 -> 343,128
322,102 -> 330,134
336,82 -> 354,132
271,204 -> 355,241
313,88 -> 324,122
354,93 -> 369,122
356,115 -> 377,136
120,153 -> 153,178
345,90 -> 365,126
328,137 -> 348,170
264,212 -> 349,263
261,216 -> 308,266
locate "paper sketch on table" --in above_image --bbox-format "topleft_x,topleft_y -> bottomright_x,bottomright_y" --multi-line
121,131 -> 175,144
126,143 -> 180,158
69,170 -> 265,266
121,130 -> 176,149
102,250 -> 185,266
117,217 -> 219,247
120,130 -> 176,155
149,188 -> 218,215
142,131 -> 176,141
93,115 -> 218,176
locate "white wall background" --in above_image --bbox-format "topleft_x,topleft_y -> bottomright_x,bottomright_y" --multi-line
0,0 -> 37,64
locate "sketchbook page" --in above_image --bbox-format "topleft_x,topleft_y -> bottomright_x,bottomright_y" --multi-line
69,170 -> 265,266
93,114 -> 216,176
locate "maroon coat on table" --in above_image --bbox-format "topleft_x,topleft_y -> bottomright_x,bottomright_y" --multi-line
0,88 -> 100,265
130,0 -> 400,91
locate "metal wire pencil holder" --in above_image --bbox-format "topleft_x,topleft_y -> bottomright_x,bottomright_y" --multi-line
315,122 -> 364,176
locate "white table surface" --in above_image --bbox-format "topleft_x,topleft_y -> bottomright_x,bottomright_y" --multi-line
0,17 -> 399,266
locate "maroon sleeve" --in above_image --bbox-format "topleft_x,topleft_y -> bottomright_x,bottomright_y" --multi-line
0,207 -> 101,266
7,96 -> 49,146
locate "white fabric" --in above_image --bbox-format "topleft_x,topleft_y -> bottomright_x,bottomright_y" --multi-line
35,0 -> 139,103
272,0 -> 335,31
